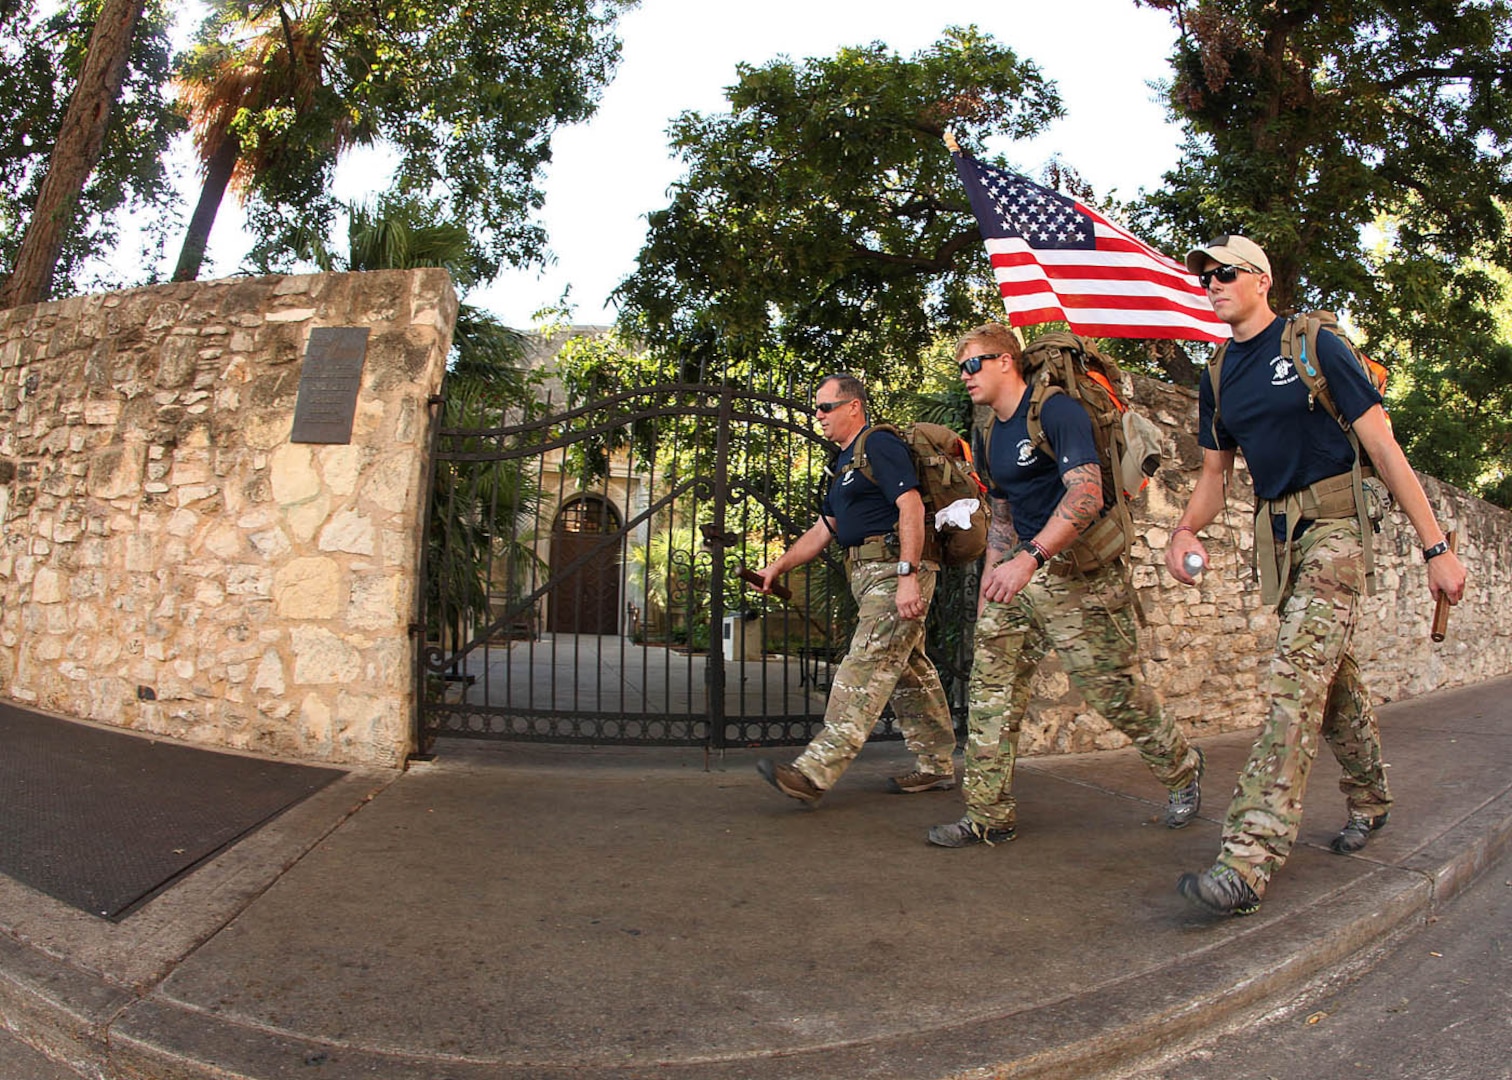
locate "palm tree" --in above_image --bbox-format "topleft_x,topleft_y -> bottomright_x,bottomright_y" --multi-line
171,1 -> 364,281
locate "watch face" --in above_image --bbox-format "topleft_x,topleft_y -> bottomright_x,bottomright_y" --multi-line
897,561 -> 913,576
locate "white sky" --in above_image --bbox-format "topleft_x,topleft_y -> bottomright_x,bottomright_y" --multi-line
172,0 -> 1185,329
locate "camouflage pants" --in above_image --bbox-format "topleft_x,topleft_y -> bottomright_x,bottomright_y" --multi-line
963,561 -> 1198,829
1219,518 -> 1390,894
793,559 -> 956,790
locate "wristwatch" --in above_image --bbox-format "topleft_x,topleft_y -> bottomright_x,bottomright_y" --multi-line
1422,540 -> 1450,562
896,561 -> 915,577
1017,540 -> 1048,569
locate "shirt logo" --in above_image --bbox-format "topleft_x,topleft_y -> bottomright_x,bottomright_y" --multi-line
1270,355 -> 1298,387
840,470 -> 856,485
1016,438 -> 1036,467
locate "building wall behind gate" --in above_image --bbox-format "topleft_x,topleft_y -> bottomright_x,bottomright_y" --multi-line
0,270 -> 456,768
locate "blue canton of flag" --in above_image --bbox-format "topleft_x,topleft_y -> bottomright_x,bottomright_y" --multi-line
979,169 -> 1095,248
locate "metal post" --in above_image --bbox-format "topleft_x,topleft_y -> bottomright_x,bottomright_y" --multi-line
706,385 -> 732,749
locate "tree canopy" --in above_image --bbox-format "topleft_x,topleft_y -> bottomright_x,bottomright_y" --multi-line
1133,0 -> 1512,504
613,27 -> 1062,388
0,0 -> 181,299
200,0 -> 639,283
0,0 -> 637,300
171,0 -> 370,282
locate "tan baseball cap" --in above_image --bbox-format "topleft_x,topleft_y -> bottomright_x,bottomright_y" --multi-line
1184,234 -> 1271,277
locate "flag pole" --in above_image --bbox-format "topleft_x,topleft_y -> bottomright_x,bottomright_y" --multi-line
943,130 -> 960,154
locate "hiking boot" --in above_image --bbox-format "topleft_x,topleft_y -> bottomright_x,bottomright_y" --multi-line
927,816 -> 1016,848
1330,810 -> 1390,854
1163,747 -> 1205,829
889,769 -> 956,794
1177,864 -> 1261,916
756,758 -> 823,806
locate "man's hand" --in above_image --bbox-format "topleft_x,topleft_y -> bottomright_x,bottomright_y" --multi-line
753,563 -> 782,593
896,572 -> 926,620
1427,548 -> 1467,605
980,552 -> 1036,606
1165,529 -> 1209,586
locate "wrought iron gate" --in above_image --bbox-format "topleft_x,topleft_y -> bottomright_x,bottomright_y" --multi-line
415,378 -> 976,753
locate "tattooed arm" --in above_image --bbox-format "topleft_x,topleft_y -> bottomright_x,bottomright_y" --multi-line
985,493 -> 1019,565
980,463 -> 1102,607
979,493 -> 1020,612
1035,462 -> 1104,558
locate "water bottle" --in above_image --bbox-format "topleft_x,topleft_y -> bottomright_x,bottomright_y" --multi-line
1182,551 -> 1206,578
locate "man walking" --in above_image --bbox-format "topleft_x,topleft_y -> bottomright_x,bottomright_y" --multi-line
928,323 -> 1204,848
753,374 -> 957,805
1169,235 -> 1466,915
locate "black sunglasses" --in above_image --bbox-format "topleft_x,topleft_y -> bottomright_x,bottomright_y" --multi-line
815,399 -> 855,414
1197,264 -> 1257,288
957,352 -> 1002,376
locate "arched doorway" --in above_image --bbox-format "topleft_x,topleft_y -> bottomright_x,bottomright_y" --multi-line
548,494 -> 623,635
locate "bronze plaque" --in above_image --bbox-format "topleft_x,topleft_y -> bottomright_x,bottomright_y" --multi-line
290,327 -> 370,444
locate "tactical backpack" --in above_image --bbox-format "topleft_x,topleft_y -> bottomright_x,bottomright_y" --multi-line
979,331 -> 1164,575
845,422 -> 989,566
1208,311 -> 1390,604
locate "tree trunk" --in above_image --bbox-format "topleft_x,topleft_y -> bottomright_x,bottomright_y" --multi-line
1,0 -> 145,309
1149,339 -> 1204,388
172,135 -> 240,282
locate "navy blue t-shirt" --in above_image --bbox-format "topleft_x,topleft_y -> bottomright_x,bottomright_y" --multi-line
987,390 -> 1101,540
822,427 -> 921,547
1198,317 -> 1382,501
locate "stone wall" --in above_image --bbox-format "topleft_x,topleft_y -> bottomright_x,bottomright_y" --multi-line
1014,373 -> 1512,757
2,275 -> 1508,768
0,271 -> 456,768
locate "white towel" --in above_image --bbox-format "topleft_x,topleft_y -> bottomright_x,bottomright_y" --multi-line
934,498 -> 980,532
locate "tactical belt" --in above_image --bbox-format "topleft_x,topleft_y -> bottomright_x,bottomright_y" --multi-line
845,535 -> 896,562
1254,467 -> 1375,606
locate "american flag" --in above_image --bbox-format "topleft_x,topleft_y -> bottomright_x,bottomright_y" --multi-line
952,150 -> 1229,342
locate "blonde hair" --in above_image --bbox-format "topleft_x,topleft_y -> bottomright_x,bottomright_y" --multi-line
954,322 -> 1025,375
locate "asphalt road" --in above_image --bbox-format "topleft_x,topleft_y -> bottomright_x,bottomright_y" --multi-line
1123,849 -> 1512,1080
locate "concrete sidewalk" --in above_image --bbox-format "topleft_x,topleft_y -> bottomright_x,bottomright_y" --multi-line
2,677 -> 1510,1080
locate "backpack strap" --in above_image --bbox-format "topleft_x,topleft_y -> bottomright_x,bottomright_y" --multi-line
1285,314 -> 1343,426
1024,381 -> 1064,461
824,425 -> 884,542
1288,314 -> 1376,593
1207,341 -> 1228,450
840,422 -> 938,561
1027,362 -> 1140,614
844,422 -> 900,486
973,424 -> 994,492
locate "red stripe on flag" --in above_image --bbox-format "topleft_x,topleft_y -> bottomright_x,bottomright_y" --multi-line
954,151 -> 1228,340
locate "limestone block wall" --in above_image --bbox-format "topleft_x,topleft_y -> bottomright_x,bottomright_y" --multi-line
2,277 -> 1508,768
0,270 -> 456,767
1012,373 -> 1512,758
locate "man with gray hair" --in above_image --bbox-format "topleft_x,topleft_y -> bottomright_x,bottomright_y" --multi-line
752,373 -> 957,806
